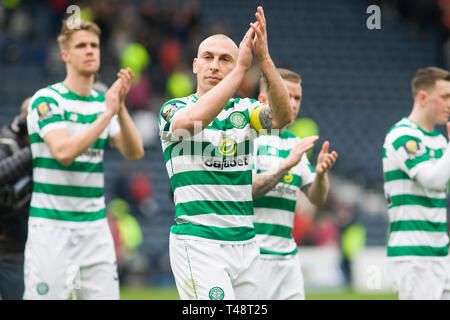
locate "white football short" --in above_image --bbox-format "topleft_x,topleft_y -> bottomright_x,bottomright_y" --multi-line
387,258 -> 450,300
23,217 -> 119,300
169,232 -> 261,300
257,252 -> 305,300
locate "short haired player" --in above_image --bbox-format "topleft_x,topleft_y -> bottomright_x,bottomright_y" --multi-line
382,66 -> 450,299
24,19 -> 144,300
252,68 -> 337,299
159,7 -> 293,299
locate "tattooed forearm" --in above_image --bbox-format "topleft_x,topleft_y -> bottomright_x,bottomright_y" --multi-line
259,105 -> 273,130
252,167 -> 289,199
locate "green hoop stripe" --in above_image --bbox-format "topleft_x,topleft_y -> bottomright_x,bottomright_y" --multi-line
33,182 -> 103,198
175,200 -> 253,218
32,157 -> 103,173
171,223 -> 255,241
389,194 -> 447,209
384,170 -> 410,182
29,206 -> 106,221
253,196 -> 296,212
254,222 -> 292,239
387,245 -> 448,257
390,220 -> 447,232
259,248 -> 298,256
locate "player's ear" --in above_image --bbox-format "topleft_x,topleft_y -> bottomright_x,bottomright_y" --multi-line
61,49 -> 69,63
417,90 -> 428,106
193,58 -> 198,74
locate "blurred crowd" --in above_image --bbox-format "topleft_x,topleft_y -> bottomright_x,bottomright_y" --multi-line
0,0 -> 259,111
0,0 -> 266,285
372,0 -> 450,68
0,0 -> 395,286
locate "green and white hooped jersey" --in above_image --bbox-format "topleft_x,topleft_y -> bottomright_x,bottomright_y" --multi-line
253,130 -> 316,256
27,82 -> 120,222
383,118 -> 449,259
159,94 -> 263,243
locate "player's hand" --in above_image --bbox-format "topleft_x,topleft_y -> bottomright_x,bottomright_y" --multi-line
237,26 -> 255,72
117,67 -> 134,106
250,6 -> 270,63
315,141 -> 338,175
105,79 -> 122,115
281,136 -> 319,171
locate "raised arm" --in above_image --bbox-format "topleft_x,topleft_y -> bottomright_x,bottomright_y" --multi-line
251,6 -> 292,131
413,122 -> 450,191
172,28 -> 255,136
304,141 -> 338,206
110,68 -> 145,161
252,136 -> 318,199
43,79 -> 122,166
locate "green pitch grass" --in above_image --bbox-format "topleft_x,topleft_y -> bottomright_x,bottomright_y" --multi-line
306,289 -> 396,300
119,286 -> 397,300
120,286 -> 180,300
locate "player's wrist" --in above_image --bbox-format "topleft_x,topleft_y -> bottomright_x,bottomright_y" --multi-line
257,55 -> 273,70
315,169 -> 327,179
117,103 -> 127,116
279,159 -> 293,173
233,64 -> 250,77
103,109 -> 116,120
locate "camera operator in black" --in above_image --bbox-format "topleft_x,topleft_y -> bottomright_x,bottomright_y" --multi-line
0,98 -> 33,300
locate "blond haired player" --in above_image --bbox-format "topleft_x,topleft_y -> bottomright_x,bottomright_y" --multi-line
24,19 -> 144,299
159,7 -> 292,300
252,68 -> 337,299
383,66 -> 450,299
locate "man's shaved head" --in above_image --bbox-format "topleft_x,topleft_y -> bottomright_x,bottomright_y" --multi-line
193,34 -> 240,96
197,34 -> 238,58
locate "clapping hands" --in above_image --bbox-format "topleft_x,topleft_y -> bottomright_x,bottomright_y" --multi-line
105,67 -> 134,116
